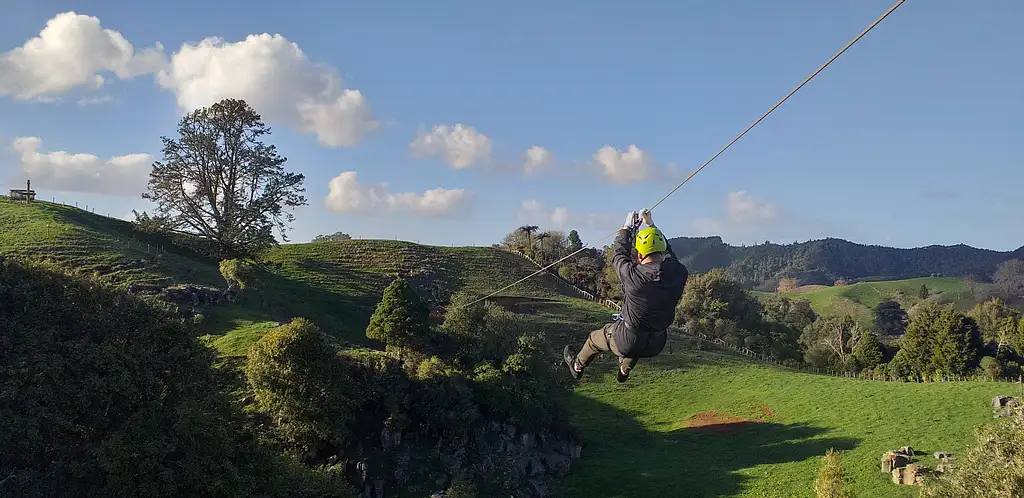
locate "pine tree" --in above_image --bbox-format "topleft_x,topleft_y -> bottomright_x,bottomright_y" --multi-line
931,307 -> 982,377
891,302 -> 942,380
366,277 -> 432,354
919,284 -> 930,300
852,331 -> 884,371
874,299 -> 908,335
567,230 -> 584,252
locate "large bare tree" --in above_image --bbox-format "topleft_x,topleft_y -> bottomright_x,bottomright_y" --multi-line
135,98 -> 307,258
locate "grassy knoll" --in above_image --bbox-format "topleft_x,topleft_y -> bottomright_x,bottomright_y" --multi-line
750,277 -> 985,327
557,343 -> 1012,498
0,198 -> 600,353
0,197 -> 224,287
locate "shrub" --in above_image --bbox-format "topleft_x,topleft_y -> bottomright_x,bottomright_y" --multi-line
814,448 -> 853,498
220,257 -> 257,290
245,318 -> 358,459
980,356 -> 1003,380
0,259 -> 334,497
923,412 -> 1024,497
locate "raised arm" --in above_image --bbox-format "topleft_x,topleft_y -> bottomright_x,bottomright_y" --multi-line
612,211 -> 642,285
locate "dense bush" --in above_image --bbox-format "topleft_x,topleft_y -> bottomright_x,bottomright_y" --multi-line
240,287 -> 575,493
220,257 -> 257,290
922,411 -> 1024,496
0,259 -> 353,497
246,318 -> 358,459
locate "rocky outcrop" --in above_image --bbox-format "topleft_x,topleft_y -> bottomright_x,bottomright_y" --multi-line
326,421 -> 583,498
992,395 -> 1021,418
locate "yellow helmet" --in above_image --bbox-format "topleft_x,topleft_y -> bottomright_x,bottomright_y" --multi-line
635,226 -> 667,257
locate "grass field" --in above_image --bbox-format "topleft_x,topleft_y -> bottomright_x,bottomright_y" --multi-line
750,277 -> 987,327
556,342 -> 1015,498
5,198 -> 1017,497
0,198 -> 604,353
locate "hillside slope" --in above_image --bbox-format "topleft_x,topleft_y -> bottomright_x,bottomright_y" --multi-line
0,198 -> 606,350
559,340 -> 1011,498
749,277 -> 988,327
669,235 -> 1024,289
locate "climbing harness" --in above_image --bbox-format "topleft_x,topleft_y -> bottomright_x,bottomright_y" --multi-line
457,0 -> 906,310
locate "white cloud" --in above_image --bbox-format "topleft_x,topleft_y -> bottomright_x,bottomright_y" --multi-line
156,33 -> 379,148
593,143 -> 679,184
523,146 -> 554,175
692,190 -> 781,235
409,124 -> 492,169
11,137 -> 152,196
77,95 -> 113,106
518,199 -> 618,230
0,12 -> 166,100
325,171 -> 473,218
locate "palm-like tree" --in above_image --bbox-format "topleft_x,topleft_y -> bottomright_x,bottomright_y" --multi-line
517,225 -> 539,258
534,232 -> 550,262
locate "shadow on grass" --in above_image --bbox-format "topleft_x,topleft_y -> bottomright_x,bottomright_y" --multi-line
250,267 -> 384,348
557,393 -> 861,498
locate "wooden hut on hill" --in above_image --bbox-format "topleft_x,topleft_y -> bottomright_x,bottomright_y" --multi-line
9,180 -> 36,201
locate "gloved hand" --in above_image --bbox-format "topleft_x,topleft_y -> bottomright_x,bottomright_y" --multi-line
622,210 -> 641,230
640,208 -> 654,227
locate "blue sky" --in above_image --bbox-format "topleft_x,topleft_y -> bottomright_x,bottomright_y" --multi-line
1,1 -> 1021,251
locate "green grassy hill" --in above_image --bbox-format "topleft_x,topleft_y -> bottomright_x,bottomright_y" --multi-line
3,197 -> 1015,497
749,277 -> 992,327
0,198 -> 611,355
558,340 -> 1013,498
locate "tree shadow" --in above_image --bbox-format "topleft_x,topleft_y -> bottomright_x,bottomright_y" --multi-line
556,393 -> 861,498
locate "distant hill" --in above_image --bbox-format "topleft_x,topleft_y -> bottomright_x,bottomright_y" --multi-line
667,236 -> 1024,290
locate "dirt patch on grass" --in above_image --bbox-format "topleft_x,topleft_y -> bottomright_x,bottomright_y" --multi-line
680,405 -> 775,433
752,403 -> 776,418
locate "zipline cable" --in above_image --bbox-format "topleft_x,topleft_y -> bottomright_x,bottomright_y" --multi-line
456,0 -> 906,310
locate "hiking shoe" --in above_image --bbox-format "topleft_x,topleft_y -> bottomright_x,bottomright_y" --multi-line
617,360 -> 630,383
563,345 -> 583,380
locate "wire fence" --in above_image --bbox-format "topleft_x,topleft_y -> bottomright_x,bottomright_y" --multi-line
1,193 -> 172,259
495,247 -> 1024,386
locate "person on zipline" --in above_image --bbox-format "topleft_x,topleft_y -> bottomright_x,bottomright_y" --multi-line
563,208 -> 688,382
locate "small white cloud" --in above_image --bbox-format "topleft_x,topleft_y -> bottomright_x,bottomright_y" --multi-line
0,12 -> 167,100
592,144 -> 657,184
692,190 -> 782,236
11,137 -> 152,196
325,171 -> 473,218
408,124 -> 492,169
156,33 -> 379,148
76,95 -> 113,106
523,145 -> 554,175
518,199 -> 618,230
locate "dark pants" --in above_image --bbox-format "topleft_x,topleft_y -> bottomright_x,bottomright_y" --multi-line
577,321 -> 668,376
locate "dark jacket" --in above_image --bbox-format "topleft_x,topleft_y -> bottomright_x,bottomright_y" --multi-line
610,227 -> 688,358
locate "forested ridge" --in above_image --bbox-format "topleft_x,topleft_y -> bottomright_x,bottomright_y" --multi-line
668,236 -> 1024,289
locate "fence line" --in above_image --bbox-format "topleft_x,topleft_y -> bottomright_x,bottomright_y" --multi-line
496,247 -> 1024,385
499,247 -> 621,310
2,194 -> 170,259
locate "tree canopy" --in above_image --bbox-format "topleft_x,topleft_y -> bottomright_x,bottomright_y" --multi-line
136,98 -> 307,258
874,300 -> 909,336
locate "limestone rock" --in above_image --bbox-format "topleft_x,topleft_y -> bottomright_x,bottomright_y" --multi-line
881,451 -> 910,473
